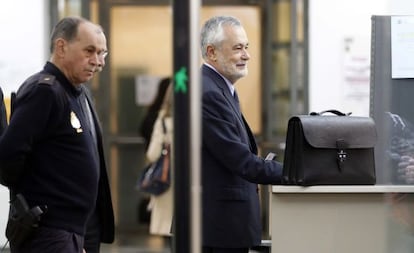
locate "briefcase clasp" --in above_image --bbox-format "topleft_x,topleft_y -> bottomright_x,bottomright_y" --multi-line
337,149 -> 347,163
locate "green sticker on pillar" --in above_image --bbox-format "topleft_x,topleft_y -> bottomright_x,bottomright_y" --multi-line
174,67 -> 188,94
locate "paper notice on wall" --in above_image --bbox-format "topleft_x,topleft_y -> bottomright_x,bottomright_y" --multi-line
391,16 -> 414,79
342,36 -> 370,116
135,75 -> 161,106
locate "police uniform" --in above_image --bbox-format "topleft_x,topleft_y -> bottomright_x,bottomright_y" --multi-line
0,61 -> 114,252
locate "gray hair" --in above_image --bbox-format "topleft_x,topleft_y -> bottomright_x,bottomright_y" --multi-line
200,16 -> 242,59
49,16 -> 103,53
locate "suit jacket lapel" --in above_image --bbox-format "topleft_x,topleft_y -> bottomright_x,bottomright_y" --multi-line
242,115 -> 258,155
224,90 -> 257,153
81,85 -> 103,141
202,66 -> 243,121
203,65 -> 256,153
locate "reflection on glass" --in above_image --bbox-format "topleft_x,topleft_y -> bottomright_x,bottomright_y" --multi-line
385,112 -> 414,185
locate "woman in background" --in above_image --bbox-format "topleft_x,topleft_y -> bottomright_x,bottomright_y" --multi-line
146,83 -> 173,241
140,77 -> 171,150
138,77 -> 171,224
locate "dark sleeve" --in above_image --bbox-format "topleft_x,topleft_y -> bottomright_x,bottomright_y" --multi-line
0,83 -> 57,187
202,89 -> 283,185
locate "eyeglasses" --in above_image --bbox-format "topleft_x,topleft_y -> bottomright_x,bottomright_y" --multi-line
99,51 -> 109,59
84,48 -> 108,59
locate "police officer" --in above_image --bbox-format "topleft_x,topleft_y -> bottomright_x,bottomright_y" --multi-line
0,16 -> 114,253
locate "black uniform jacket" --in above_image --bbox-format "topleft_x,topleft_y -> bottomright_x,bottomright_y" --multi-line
201,64 -> 283,248
0,62 -> 114,242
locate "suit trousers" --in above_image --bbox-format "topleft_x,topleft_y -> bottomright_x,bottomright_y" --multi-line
202,246 -> 249,253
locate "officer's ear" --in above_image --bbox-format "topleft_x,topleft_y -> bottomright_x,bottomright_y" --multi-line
54,38 -> 66,57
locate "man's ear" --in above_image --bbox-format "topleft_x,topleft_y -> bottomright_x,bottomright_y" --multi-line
206,45 -> 217,62
54,38 -> 66,57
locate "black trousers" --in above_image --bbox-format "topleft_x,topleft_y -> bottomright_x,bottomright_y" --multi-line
202,246 -> 249,253
11,227 -> 83,253
84,210 -> 101,253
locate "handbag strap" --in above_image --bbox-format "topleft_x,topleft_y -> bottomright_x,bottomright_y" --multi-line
161,117 -> 170,151
309,109 -> 352,116
161,117 -> 167,134
160,117 -> 170,182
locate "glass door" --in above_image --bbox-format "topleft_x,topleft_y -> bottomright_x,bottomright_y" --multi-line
97,1 -> 264,235
262,0 -> 308,158
48,0 -> 309,244
108,5 -> 174,232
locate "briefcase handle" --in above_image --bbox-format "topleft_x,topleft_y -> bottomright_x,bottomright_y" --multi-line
309,109 -> 352,116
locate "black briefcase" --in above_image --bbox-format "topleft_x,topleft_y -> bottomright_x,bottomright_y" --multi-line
282,110 -> 377,186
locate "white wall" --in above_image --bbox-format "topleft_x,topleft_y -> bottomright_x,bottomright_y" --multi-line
309,0 -> 414,116
0,0 -> 48,97
389,0 -> 414,14
0,0 -> 47,246
309,0 -> 389,116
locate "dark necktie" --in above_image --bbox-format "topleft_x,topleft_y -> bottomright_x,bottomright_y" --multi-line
233,90 -> 241,112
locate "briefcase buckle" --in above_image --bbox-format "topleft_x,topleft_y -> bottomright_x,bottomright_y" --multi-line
337,149 -> 347,163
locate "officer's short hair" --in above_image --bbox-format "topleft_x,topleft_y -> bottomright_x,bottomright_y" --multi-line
49,16 -> 88,53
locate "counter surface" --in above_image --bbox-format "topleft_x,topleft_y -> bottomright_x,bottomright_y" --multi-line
272,185 -> 414,193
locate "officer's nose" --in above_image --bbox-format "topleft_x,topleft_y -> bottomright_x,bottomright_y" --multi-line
97,57 -> 105,69
95,51 -> 107,70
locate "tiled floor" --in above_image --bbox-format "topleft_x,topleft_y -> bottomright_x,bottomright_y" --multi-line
100,232 -> 269,253
0,231 -> 171,253
101,232 -> 171,253
0,232 -> 269,253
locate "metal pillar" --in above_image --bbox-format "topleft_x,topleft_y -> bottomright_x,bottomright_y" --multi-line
172,0 -> 201,253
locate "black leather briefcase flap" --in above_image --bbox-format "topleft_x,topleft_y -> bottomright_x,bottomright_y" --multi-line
300,116 -> 377,150
283,110 -> 377,186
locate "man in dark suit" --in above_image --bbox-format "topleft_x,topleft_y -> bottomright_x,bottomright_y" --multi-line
200,16 -> 283,253
81,85 -> 115,253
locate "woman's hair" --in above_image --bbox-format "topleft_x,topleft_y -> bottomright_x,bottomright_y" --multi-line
161,82 -> 174,117
200,16 -> 242,59
148,77 -> 171,114
140,77 -> 171,149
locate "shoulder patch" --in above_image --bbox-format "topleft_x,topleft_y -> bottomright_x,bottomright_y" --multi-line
38,74 -> 56,85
